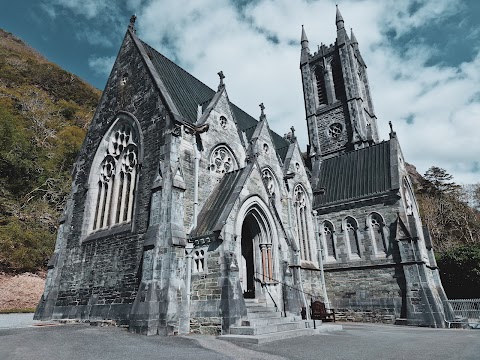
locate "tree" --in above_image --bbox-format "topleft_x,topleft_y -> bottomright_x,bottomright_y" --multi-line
421,166 -> 461,196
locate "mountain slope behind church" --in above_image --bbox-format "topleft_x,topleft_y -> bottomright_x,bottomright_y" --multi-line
0,29 -> 101,273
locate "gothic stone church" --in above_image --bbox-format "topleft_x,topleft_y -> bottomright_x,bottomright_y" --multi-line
35,9 -> 449,334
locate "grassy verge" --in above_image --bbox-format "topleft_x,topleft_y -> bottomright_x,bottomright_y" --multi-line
0,308 -> 36,314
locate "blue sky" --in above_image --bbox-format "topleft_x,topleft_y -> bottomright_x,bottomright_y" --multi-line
1,0 -> 480,184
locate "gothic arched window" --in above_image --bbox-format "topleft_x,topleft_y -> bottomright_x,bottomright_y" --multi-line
344,216 -> 360,258
88,115 -> 139,234
261,168 -> 276,198
322,220 -> 337,261
315,66 -> 327,106
331,58 -> 345,102
294,184 -> 313,262
368,213 -> 387,255
209,145 -> 237,175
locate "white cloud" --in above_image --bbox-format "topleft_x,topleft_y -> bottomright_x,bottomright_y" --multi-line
76,29 -> 114,47
88,55 -> 115,77
43,0 -> 480,184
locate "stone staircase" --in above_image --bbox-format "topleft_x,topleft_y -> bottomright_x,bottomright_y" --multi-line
218,298 -> 342,344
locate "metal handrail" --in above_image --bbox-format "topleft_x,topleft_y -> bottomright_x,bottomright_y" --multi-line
254,271 -> 323,319
254,276 -> 279,312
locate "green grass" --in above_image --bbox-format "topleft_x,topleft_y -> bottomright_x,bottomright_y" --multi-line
0,307 -> 36,314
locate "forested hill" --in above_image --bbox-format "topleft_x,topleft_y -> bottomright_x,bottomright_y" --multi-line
0,29 -> 101,272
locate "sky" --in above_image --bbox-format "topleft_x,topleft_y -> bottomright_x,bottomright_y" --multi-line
1,0 -> 479,185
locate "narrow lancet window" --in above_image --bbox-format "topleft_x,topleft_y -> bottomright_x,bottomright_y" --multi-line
294,185 -> 313,262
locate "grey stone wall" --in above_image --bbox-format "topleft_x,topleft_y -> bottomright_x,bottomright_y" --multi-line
38,30 -> 170,322
317,196 -> 406,322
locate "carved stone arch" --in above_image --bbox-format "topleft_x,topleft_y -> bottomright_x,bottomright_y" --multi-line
367,212 -> 388,255
235,196 -> 280,298
343,216 -> 361,259
208,143 -> 239,175
82,112 -> 142,239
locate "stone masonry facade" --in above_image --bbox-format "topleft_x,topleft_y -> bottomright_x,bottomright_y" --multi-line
36,9 -> 450,335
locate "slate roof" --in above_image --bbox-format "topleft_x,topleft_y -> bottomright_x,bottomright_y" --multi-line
313,141 -> 392,208
190,167 -> 250,239
140,40 -> 290,159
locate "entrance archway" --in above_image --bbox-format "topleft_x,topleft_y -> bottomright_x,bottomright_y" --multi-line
236,197 -> 278,300
241,214 -> 259,298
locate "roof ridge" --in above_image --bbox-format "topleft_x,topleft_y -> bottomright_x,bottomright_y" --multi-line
140,40 -> 216,96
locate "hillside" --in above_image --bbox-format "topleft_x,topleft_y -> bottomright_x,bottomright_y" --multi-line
0,29 -> 101,272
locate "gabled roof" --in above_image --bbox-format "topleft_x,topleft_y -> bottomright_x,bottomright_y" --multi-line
140,40 -> 289,157
313,141 -> 392,208
190,165 -> 252,239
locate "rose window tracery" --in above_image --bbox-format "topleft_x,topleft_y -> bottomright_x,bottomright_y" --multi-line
328,123 -> 343,139
210,146 -> 235,174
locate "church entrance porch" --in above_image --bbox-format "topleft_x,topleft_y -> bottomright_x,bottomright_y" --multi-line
238,202 -> 277,302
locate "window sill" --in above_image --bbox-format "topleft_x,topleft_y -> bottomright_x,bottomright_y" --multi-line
82,223 -> 132,243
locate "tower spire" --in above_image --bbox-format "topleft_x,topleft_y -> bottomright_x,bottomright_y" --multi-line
300,25 -> 310,65
301,25 -> 309,47
335,5 -> 344,30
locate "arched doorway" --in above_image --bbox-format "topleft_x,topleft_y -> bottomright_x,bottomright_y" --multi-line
239,206 -> 275,299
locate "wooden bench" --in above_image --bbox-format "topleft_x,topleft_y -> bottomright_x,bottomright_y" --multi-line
311,300 -> 336,322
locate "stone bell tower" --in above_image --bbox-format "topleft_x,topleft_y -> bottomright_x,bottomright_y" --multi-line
301,6 -> 380,160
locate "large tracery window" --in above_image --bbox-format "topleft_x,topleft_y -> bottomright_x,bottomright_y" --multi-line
322,220 -> 337,261
294,185 -> 313,262
209,145 -> 237,175
90,117 -> 139,233
344,216 -> 360,259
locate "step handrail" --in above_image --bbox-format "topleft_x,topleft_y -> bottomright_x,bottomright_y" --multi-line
254,271 -> 323,319
254,276 -> 279,312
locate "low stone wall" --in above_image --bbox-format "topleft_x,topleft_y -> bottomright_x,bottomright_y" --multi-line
190,317 -> 222,335
334,308 -> 396,324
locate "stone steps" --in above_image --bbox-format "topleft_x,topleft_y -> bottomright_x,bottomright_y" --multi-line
241,315 -> 301,326
220,325 -> 343,344
217,297 -> 343,343
230,319 -> 315,335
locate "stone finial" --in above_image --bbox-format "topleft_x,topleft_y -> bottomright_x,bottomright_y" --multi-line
129,14 -> 137,32
259,103 -> 266,120
217,71 -> 225,90
389,121 -> 397,139
290,126 -> 296,140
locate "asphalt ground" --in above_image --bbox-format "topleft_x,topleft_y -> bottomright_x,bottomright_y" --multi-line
1,314 -> 479,360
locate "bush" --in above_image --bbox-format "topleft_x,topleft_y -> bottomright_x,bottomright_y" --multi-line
437,244 -> 480,299
0,218 -> 55,272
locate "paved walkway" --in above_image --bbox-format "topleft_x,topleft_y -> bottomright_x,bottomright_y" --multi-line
1,315 -> 479,360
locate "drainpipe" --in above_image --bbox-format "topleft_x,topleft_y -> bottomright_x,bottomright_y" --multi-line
313,210 -> 330,309
286,193 -> 308,317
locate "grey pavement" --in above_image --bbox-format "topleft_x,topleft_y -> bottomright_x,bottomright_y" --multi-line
0,314 -> 479,360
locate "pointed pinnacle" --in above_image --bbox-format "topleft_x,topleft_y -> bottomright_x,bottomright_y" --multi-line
336,5 -> 344,29
351,28 -> 358,45
301,25 -> 309,44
